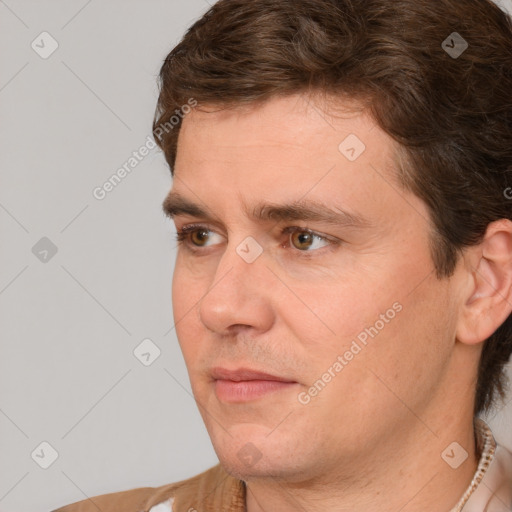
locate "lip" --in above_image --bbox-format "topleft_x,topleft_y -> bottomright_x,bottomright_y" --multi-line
210,367 -> 296,383
211,367 -> 298,403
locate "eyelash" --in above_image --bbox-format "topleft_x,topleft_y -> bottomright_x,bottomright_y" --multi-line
174,223 -> 340,257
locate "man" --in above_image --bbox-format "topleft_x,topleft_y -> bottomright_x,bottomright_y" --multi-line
54,0 -> 512,510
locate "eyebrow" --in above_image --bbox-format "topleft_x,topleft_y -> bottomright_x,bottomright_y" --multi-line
162,192 -> 372,229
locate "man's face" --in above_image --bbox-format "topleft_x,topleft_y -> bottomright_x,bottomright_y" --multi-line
167,94 -> 461,481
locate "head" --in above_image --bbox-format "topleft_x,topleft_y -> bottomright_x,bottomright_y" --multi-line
154,0 -> 512,481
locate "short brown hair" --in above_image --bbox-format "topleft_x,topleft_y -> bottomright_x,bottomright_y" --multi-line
153,0 -> 512,416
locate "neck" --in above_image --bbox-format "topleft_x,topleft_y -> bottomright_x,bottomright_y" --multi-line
245,410 -> 479,512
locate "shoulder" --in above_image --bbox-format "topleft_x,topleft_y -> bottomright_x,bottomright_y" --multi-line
51,465 -> 229,512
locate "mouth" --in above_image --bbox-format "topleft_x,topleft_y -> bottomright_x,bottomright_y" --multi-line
211,367 -> 299,403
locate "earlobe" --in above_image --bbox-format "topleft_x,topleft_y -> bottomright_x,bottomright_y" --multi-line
456,219 -> 512,346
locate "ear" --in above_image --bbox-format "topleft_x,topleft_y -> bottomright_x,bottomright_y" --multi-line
456,219 -> 512,345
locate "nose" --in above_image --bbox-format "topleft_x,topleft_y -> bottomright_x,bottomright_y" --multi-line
198,240 -> 275,337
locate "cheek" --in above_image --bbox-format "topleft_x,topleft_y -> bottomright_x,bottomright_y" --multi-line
172,254 -> 208,318
171,262 -> 207,359
276,250 -> 446,383
291,283 -> 454,439
277,270 -> 397,352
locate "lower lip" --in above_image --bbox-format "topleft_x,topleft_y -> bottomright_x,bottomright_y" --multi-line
214,379 -> 297,402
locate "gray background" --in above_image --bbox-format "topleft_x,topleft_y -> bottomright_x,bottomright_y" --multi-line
0,1 -> 511,511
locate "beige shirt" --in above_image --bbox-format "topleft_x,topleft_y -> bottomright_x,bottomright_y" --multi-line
53,419 -> 512,512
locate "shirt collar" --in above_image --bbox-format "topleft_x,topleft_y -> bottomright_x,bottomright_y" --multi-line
450,417 -> 498,512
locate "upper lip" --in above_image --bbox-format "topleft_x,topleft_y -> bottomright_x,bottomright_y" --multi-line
211,367 -> 296,383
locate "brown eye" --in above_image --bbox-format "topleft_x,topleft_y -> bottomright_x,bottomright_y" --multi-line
285,227 -> 332,253
190,229 -> 210,246
290,231 -> 315,250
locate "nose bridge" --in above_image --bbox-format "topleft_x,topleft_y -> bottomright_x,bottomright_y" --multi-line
198,236 -> 273,333
213,235 -> 267,292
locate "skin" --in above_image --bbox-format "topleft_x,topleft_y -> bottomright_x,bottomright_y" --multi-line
165,93 -> 512,511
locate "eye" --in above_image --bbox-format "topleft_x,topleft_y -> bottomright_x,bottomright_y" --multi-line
174,225 -> 223,248
189,228 -> 210,246
174,224 -> 339,255
284,227 -> 331,252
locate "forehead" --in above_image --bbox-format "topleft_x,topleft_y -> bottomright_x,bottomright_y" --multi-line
177,94 -> 379,158
176,94 -> 397,174
169,93 -> 407,225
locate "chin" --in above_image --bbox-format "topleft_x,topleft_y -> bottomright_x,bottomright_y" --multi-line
210,428 -> 274,469
210,428 -> 307,483
217,452 -> 288,482
218,450 -> 320,486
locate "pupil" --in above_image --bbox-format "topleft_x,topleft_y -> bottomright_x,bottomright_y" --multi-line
194,230 -> 208,244
297,232 -> 312,248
